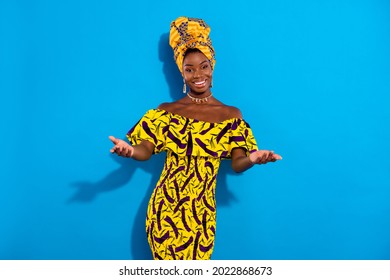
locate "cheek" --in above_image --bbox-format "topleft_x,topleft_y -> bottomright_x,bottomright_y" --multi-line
183,73 -> 191,82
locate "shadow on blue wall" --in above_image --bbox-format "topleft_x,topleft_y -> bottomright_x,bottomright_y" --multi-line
69,155 -> 160,259
67,32 -> 241,259
158,32 -> 182,101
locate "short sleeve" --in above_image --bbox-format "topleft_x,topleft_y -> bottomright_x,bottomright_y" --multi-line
126,109 -> 169,154
226,119 -> 258,157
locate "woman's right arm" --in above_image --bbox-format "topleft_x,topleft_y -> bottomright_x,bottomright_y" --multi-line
109,136 -> 154,161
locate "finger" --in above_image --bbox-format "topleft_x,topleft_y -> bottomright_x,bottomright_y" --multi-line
121,146 -> 128,157
117,148 -> 125,156
109,136 -> 118,144
110,145 -> 118,154
273,154 -> 282,160
253,151 -> 269,164
126,148 -> 133,157
266,151 -> 274,163
129,146 -> 134,157
260,151 -> 269,163
264,151 -> 272,161
263,153 -> 270,164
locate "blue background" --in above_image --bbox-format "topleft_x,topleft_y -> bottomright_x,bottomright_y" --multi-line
1,0 -> 389,260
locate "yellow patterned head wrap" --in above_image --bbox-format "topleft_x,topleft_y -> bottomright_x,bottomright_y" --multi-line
169,17 -> 216,74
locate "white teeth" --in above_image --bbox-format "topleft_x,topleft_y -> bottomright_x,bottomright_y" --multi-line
195,81 -> 206,85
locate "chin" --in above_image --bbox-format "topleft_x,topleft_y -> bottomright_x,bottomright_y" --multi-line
190,90 -> 208,95
190,86 -> 211,94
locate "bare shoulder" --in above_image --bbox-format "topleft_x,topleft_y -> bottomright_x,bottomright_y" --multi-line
211,97 -> 243,119
224,105 -> 243,119
157,102 -> 174,111
158,100 -> 187,112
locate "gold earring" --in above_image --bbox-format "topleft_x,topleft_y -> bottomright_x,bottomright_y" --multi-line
183,79 -> 187,93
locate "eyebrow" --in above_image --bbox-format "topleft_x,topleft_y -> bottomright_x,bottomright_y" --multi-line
184,60 -> 209,67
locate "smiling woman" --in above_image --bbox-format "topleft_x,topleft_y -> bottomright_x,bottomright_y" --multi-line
108,16 -> 282,260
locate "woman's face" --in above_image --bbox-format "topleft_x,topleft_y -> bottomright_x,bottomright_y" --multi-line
182,51 -> 213,94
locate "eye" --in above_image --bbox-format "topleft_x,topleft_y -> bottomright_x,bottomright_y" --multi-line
185,68 -> 192,73
202,64 -> 209,70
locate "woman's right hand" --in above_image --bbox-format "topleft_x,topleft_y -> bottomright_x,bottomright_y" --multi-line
109,136 -> 134,157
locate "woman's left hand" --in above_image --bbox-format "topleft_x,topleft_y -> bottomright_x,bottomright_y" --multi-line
249,150 -> 282,165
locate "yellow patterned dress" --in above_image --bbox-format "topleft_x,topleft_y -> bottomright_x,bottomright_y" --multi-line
127,109 -> 258,260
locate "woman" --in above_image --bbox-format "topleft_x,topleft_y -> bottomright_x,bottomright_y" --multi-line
109,17 -> 282,260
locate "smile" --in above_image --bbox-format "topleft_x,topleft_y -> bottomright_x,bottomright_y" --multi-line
194,80 -> 206,86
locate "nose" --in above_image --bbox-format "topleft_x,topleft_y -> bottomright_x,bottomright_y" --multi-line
193,70 -> 200,78
193,69 -> 200,78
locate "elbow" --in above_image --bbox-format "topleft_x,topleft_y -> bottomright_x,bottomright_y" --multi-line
231,158 -> 254,173
140,154 -> 153,161
134,152 -> 152,161
231,163 -> 245,173
132,143 -> 154,161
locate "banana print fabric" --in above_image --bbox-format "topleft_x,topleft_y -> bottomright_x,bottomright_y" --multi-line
127,109 -> 258,260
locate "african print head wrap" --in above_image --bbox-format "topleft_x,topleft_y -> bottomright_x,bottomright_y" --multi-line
169,16 -> 216,74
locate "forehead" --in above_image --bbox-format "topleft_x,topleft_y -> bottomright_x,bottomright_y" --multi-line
183,51 -> 209,64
